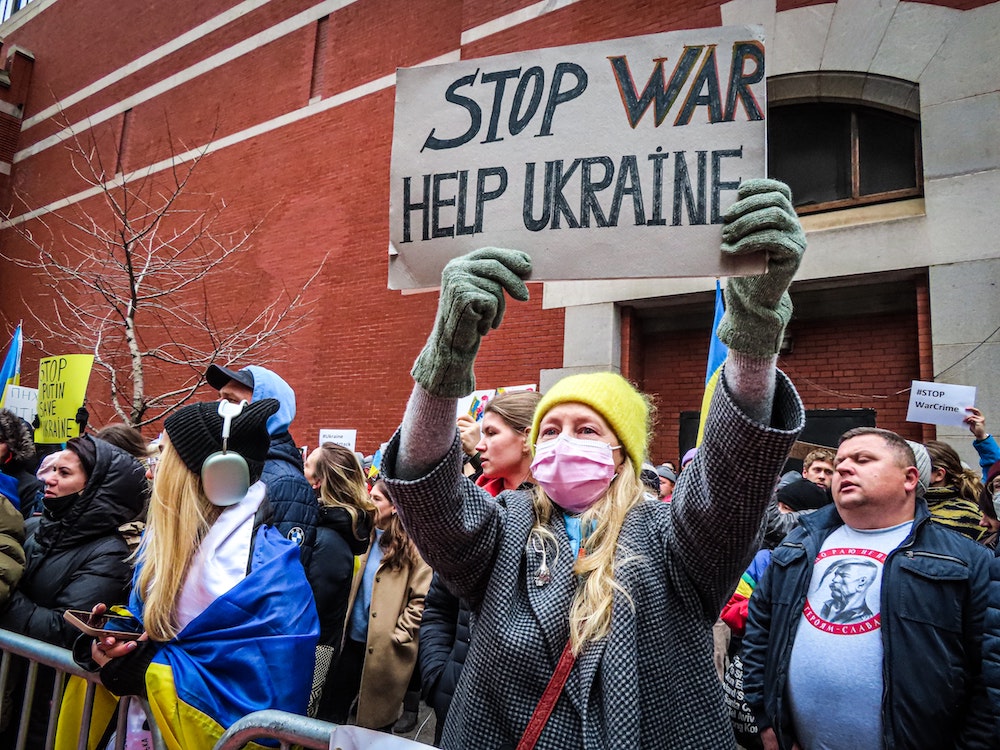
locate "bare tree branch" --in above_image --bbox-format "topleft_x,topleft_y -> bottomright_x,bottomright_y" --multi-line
1,114 -> 325,427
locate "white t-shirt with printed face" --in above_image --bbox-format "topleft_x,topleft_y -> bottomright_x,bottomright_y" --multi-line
786,521 -> 912,750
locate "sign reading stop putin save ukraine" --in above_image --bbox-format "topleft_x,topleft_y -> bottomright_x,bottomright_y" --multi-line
388,25 -> 767,290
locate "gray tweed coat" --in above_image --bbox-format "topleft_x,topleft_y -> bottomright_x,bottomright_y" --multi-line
382,371 -> 804,749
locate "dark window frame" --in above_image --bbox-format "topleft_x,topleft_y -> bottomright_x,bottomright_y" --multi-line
767,72 -> 923,215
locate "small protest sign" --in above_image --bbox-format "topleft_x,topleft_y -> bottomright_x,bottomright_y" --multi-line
2,385 -> 37,424
905,380 -> 976,427
456,384 -> 537,422
34,354 -> 94,443
389,24 -> 767,290
319,429 -> 358,452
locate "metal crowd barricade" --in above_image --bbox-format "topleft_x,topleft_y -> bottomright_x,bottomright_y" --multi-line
1,629 -> 431,750
214,710 -> 436,750
213,710 -> 334,749
0,628 -> 166,750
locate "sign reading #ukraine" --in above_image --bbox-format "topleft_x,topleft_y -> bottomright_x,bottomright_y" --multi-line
388,25 -> 767,290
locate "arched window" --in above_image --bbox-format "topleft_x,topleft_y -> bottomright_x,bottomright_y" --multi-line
767,73 -> 922,214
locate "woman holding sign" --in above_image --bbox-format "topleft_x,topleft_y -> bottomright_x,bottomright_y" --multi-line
379,179 -> 807,747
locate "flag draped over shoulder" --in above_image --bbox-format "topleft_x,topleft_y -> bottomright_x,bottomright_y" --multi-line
55,527 -> 319,750
0,324 -> 22,409
696,282 -> 728,446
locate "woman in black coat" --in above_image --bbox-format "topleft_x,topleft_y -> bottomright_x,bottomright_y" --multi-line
0,433 -> 147,743
303,442 -> 374,717
2,434 -> 147,646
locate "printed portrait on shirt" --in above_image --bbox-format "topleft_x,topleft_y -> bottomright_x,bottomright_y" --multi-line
802,548 -> 885,635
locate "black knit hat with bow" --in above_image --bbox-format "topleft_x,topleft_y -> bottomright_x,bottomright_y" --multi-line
163,399 -> 278,485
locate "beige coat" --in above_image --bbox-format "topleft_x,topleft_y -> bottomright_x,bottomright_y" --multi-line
346,539 -> 432,728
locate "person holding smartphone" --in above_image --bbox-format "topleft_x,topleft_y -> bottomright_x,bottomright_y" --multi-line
60,399 -> 319,750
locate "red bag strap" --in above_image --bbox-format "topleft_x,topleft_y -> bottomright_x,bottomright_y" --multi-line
515,638 -> 576,750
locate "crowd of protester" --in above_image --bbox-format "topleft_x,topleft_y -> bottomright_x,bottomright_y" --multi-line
0,178 -> 997,749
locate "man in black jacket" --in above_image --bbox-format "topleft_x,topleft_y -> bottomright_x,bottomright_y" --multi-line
742,427 -> 992,750
205,364 -> 319,569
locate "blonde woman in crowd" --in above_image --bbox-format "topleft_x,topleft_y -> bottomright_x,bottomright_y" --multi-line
322,477 -> 432,731
62,400 -> 318,750
381,178 -> 807,747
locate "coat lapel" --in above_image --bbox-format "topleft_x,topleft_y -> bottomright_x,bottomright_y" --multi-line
522,518 -> 611,718
524,519 -> 575,664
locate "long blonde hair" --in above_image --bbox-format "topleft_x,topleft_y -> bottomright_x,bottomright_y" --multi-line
136,438 -> 221,641
312,442 -> 376,541
530,456 -> 647,655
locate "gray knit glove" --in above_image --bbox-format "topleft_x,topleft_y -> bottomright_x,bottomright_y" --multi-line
717,179 -> 806,357
411,248 -> 532,397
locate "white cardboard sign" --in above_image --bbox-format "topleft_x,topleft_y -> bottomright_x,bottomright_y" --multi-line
1,385 -> 37,423
906,380 -> 976,427
389,25 -> 767,290
318,429 -> 358,451
456,384 -> 537,422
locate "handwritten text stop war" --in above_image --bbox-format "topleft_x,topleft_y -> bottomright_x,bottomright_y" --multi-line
400,42 -> 763,242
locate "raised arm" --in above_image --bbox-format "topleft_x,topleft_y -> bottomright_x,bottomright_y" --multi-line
395,248 -> 532,479
669,180 -> 807,617
382,249 -> 532,601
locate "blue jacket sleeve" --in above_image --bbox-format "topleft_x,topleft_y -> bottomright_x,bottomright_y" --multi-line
957,550 -> 995,749
983,555 -> 1000,740
973,435 -> 1000,482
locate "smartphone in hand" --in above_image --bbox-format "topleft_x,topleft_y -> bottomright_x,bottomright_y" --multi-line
64,608 -> 145,641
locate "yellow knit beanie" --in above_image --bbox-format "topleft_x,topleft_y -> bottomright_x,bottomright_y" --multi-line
530,372 -> 650,476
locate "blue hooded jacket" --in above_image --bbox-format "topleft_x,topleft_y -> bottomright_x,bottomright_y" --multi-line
243,366 -> 319,570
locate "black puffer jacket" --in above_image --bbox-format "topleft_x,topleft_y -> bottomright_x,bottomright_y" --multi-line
419,572 -> 472,745
0,437 -> 147,647
263,432 -> 320,569
309,505 -> 371,651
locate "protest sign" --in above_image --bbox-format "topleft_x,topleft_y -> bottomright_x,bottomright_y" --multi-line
456,384 -> 537,422
319,429 -> 358,452
906,380 -> 976,427
2,385 -> 37,424
389,25 -> 767,290
34,354 -> 94,443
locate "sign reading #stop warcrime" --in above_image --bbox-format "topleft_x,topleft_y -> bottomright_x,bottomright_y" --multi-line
388,25 -> 767,290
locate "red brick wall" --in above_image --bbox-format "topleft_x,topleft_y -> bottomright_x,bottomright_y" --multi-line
642,310 -> 924,467
0,0 -> 974,452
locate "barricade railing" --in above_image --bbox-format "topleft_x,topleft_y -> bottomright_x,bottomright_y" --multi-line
214,710 -> 433,750
213,709 -> 334,749
0,628 -> 166,750
1,629 -> 431,750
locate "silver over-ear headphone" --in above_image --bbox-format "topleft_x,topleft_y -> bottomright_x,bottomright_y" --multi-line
202,400 -> 251,507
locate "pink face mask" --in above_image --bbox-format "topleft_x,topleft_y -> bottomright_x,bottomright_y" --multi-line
530,434 -> 618,514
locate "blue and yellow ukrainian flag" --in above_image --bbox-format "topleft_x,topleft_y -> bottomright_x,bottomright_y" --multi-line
696,282 -> 728,446
55,527 -> 319,750
0,324 -> 22,409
